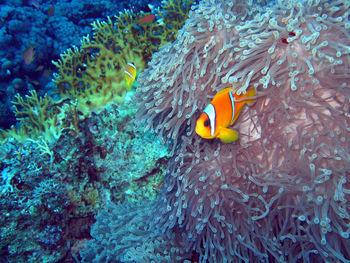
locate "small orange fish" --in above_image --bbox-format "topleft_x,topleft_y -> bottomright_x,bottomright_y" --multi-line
47,6 -> 55,17
137,14 -> 155,24
23,46 -> 35,65
195,87 -> 256,143
124,62 -> 136,89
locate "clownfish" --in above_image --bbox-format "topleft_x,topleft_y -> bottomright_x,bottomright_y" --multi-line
195,87 -> 256,143
124,62 -> 136,89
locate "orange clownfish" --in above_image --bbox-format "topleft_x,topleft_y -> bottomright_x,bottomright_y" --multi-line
124,62 -> 136,89
195,87 -> 256,143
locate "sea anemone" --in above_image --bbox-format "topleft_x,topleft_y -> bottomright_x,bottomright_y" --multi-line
135,0 -> 350,262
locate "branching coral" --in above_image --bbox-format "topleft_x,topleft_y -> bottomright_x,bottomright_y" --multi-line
52,0 -> 194,115
1,0 -> 194,144
131,0 -> 350,262
0,90 -> 78,143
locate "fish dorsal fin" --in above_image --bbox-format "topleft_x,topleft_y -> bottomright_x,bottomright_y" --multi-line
215,87 -> 233,96
233,88 -> 256,102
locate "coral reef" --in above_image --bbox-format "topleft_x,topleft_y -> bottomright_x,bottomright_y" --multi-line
83,0 -> 350,262
0,0 -> 198,262
0,92 -> 169,262
1,0 -> 194,143
83,92 -> 170,204
0,139 -> 71,262
0,1 -> 196,260
0,0 -> 162,79
0,90 -> 79,143
52,0 -> 194,115
0,0 -> 163,128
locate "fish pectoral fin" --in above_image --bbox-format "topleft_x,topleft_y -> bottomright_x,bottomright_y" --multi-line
218,128 -> 239,143
245,88 -> 256,105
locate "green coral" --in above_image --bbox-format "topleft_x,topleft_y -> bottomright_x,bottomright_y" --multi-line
1,0 -> 194,144
52,0 -> 194,115
0,90 -> 79,143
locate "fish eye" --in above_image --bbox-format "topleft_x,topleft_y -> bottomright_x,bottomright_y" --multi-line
204,119 -> 210,127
